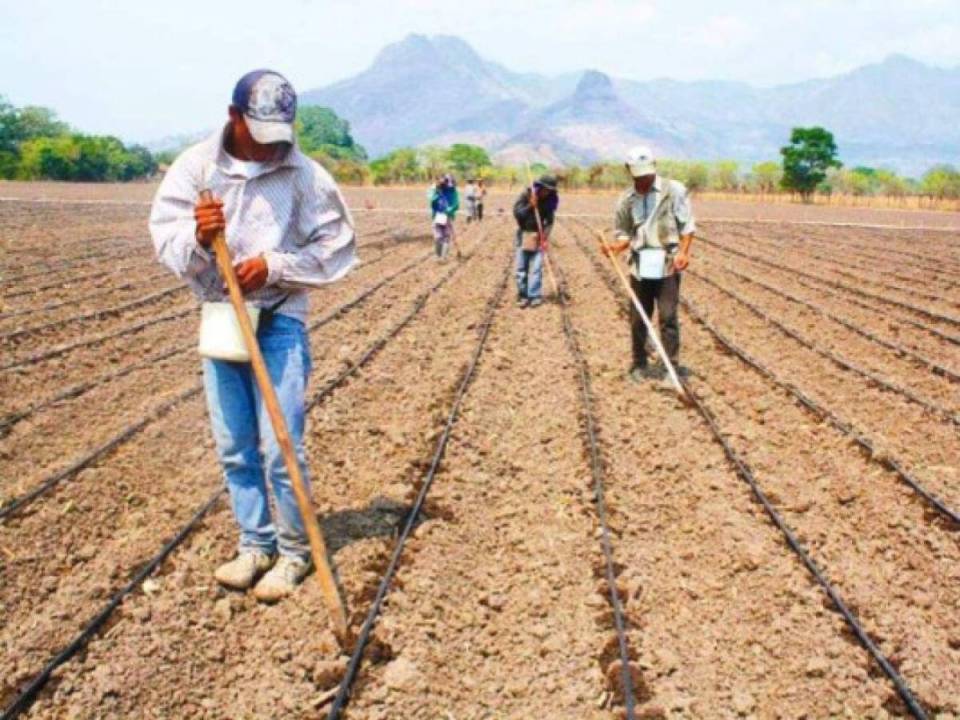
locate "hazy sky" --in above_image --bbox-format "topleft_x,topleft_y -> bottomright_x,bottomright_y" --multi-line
2,0 -> 959,143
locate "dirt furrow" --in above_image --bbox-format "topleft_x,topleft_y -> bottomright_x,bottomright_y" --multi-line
715,224 -> 960,302
698,234 -> 960,336
697,238 -> 960,364
0,233 -> 427,416
553,225 -> 895,717
684,269 -> 960,513
678,316 -> 960,712
347,260 -> 613,719
12,221 -> 507,719
734,230 -> 960,292
693,262 -> 960,414
696,255 -> 960,384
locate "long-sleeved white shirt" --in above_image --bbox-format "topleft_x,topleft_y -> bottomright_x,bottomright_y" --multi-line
149,128 -> 357,323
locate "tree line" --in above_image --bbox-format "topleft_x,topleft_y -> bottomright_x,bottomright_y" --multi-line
0,96 -> 156,181
4,95 -> 960,202
363,127 -> 960,202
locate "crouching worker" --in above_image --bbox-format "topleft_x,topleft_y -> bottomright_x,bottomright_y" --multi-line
513,175 -> 559,308
429,174 -> 459,260
149,70 -> 357,601
602,146 -> 695,383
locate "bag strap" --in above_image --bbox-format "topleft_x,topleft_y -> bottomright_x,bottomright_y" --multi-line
263,293 -> 290,316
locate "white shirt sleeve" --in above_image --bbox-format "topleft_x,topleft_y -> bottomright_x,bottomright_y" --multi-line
672,183 -> 696,236
148,152 -> 213,279
264,165 -> 358,288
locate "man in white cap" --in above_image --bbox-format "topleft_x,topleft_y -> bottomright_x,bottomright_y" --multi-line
149,69 -> 357,602
603,146 -> 695,383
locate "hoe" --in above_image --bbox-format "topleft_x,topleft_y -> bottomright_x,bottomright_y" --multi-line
200,188 -> 349,644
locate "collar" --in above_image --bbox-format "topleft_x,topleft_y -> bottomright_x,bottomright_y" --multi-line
629,175 -> 662,200
213,123 -> 301,180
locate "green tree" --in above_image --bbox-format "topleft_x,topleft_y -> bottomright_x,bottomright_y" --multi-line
418,146 -> 449,181
921,165 -> 960,199
446,143 -> 491,178
709,160 -> 740,191
369,147 -> 420,185
17,135 -> 80,180
295,106 -> 367,161
875,169 -> 909,198
685,162 -> 709,191
780,126 -> 841,201
751,161 -> 782,193
0,97 -> 70,178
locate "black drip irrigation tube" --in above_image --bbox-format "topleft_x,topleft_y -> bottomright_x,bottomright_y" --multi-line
326,258 -> 511,720
565,220 -> 930,719
698,234 -> 960,330
0,251 -> 436,518
0,247 -> 432,437
0,308 -> 193,372
682,388 -> 929,719
0,233 -> 492,720
681,298 -> 960,527
690,268 -> 960,427
0,285 -> 187,344
550,251 -> 638,718
696,258 -> 960,384
0,490 -> 224,720
571,219 -> 960,526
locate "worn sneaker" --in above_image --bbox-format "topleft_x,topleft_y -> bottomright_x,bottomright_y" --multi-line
529,297 -> 543,308
629,365 -> 664,384
214,550 -> 274,590
516,297 -> 530,308
253,555 -> 312,603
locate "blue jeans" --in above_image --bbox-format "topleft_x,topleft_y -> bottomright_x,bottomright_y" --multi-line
515,230 -> 544,300
202,312 -> 312,559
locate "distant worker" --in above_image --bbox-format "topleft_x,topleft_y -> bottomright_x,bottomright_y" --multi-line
464,178 -> 480,223
476,178 -> 487,222
428,174 -> 459,260
513,174 -> 559,308
602,146 -> 695,383
150,70 -> 357,601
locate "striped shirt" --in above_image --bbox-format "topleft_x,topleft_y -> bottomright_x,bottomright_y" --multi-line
149,127 -> 357,323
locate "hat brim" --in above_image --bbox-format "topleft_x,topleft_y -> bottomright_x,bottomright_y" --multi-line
627,162 -> 656,177
245,115 -> 294,145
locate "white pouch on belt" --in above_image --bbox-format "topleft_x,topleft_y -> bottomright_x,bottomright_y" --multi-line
198,302 -> 260,362
434,212 -> 448,226
637,248 -> 667,279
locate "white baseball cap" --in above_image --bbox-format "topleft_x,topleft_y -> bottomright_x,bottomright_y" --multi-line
626,146 -> 657,177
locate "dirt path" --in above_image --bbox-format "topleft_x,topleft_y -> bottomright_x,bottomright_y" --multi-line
346,257 -> 613,719
1,222 -> 493,713
554,225 -> 896,717
20,221 -> 509,719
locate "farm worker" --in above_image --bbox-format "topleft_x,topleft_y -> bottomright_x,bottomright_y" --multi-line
464,178 -> 480,223
428,174 -> 459,260
513,174 -> 559,308
476,178 -> 487,222
602,146 -> 695,383
149,70 -> 357,601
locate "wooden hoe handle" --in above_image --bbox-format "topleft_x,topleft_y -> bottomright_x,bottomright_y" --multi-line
200,189 -> 349,643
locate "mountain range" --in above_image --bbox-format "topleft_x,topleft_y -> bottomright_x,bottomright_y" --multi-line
300,34 -> 960,177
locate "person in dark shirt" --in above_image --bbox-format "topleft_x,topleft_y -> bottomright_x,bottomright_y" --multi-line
512,175 -> 558,308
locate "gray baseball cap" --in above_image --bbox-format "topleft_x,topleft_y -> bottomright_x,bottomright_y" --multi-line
232,69 -> 297,145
